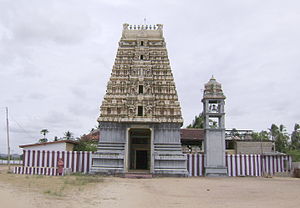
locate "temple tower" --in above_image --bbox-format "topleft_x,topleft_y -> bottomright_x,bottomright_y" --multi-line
202,76 -> 227,176
91,23 -> 188,176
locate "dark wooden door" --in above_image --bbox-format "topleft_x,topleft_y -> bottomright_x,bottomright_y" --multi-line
136,150 -> 148,169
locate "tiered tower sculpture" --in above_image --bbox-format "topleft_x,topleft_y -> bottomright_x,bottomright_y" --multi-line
202,76 -> 227,176
91,23 -> 187,176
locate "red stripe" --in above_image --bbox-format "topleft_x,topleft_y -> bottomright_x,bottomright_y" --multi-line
67,151 -> 70,168
187,154 -> 190,174
197,154 -> 200,176
87,152 -> 90,173
253,155 -> 256,176
72,152 -> 75,172
244,155 -> 247,175
32,151 -> 35,167
240,155 -> 243,176
41,151 -> 45,167
62,151 -> 65,168
52,151 -> 55,167
57,151 -> 60,167
37,151 -> 40,167
22,150 -> 25,167
202,153 -> 205,176
27,150 -> 31,166
272,156 -> 275,174
46,151 -> 50,167
82,152 -> 85,173
230,155 -> 233,176
249,155 -> 252,175
235,155 -> 238,176
191,154 -> 195,176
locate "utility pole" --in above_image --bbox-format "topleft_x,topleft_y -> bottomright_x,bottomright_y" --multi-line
6,107 -> 11,171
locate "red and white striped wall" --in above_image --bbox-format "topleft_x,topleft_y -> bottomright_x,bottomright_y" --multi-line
187,154 -> 205,176
21,150 -> 92,173
187,153 -> 292,177
0,160 -> 23,165
13,166 -> 59,176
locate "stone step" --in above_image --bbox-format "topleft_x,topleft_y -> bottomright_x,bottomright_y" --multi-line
124,172 -> 153,179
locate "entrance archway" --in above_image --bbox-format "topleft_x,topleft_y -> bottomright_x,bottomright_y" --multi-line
128,129 -> 151,171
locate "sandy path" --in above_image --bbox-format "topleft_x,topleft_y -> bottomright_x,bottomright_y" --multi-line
1,165 -> 300,208
97,177 -> 300,208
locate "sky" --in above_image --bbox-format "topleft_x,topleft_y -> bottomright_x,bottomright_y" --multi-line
0,0 -> 300,154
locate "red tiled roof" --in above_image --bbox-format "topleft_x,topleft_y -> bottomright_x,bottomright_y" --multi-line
19,140 -> 78,148
180,128 -> 204,141
80,128 -> 204,142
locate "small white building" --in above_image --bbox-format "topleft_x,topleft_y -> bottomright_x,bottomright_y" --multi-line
19,140 -> 78,151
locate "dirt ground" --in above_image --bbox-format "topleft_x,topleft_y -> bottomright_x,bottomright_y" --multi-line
1,165 -> 300,208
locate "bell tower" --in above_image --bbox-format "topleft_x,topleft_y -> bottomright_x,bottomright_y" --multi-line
202,76 -> 227,176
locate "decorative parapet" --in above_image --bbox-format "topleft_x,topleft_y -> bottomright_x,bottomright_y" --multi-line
123,23 -> 163,30
122,23 -> 163,39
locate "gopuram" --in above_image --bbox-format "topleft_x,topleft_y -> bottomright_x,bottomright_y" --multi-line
91,23 -> 188,176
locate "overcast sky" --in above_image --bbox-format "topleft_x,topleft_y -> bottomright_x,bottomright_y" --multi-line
0,0 -> 300,154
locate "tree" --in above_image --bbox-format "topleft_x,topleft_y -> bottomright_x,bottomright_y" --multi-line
73,140 -> 97,152
64,131 -> 73,140
187,113 -> 204,128
40,129 -> 49,142
269,124 -> 289,153
39,138 -> 48,143
251,130 -> 269,141
291,123 -> 300,150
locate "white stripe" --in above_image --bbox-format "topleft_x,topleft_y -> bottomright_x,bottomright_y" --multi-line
255,155 -> 258,176
54,151 -> 57,168
34,150 -> 38,167
24,150 -> 28,167
227,155 -> 231,176
236,155 -> 240,176
277,156 -> 281,172
199,154 -> 203,176
189,155 -> 192,176
74,152 -> 77,172
245,155 -> 249,176
250,154 -> 254,176
232,155 -> 236,176
241,155 -> 245,176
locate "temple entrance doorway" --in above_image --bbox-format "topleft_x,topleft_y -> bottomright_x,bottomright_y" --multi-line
128,129 -> 151,171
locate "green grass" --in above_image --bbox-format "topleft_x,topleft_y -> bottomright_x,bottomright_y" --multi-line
42,175 -> 103,197
63,175 -> 104,186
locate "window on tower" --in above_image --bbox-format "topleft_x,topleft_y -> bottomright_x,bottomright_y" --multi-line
138,106 -> 143,116
141,41 -> 144,46
140,55 -> 144,60
139,85 -> 143,94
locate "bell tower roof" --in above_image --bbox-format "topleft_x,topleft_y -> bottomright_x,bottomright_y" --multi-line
203,76 -> 226,99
